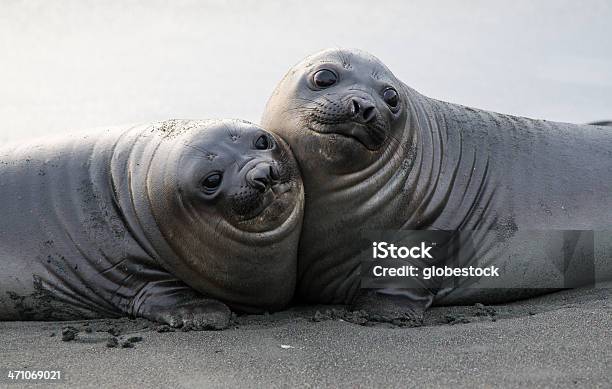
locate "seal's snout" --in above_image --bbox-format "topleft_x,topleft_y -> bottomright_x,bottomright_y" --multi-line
350,96 -> 377,124
246,162 -> 280,192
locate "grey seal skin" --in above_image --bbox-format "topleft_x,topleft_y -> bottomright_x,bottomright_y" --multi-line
0,119 -> 304,329
261,48 -> 612,324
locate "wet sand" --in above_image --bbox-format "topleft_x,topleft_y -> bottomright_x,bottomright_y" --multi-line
1,284 -> 610,388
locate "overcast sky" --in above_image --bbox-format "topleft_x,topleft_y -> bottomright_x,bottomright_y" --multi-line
1,0 -> 611,141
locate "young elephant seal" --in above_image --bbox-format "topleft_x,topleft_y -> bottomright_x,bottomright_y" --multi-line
261,48 -> 612,324
0,119 -> 303,329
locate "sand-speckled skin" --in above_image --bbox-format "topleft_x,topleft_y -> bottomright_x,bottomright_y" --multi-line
0,119 -> 303,329
261,49 -> 612,323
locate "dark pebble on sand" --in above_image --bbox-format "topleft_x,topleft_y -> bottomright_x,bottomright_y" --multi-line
61,326 -> 79,341
49,332 -> 55,337
106,337 -> 118,348
120,340 -> 134,348
312,310 -> 328,322
156,325 -> 175,333
474,303 -> 497,317
107,327 -> 120,336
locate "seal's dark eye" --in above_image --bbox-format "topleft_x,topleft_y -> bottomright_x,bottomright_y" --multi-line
313,69 -> 337,88
383,88 -> 399,108
254,134 -> 273,150
201,172 -> 222,193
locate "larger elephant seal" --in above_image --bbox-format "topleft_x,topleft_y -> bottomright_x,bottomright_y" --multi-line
261,48 -> 612,323
0,119 -> 304,329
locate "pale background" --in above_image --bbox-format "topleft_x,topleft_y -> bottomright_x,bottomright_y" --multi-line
1,0 -> 611,142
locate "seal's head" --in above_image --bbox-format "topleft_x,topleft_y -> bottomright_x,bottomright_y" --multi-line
143,120 -> 304,312
262,48 -> 409,174
175,121 -> 299,233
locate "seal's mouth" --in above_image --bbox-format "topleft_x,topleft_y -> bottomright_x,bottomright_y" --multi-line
251,181 -> 292,216
306,122 -> 386,151
236,180 -> 296,227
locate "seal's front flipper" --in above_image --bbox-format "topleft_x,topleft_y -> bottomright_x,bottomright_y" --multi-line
147,298 -> 231,331
129,279 -> 231,330
350,288 -> 435,327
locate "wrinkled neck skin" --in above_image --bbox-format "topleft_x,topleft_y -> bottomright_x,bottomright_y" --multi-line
112,123 -> 302,312
292,86 -> 493,304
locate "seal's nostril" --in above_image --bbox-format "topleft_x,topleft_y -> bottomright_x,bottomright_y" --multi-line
351,97 -> 376,123
270,165 -> 280,181
254,176 -> 269,190
363,106 -> 376,122
251,175 -> 270,193
352,99 -> 360,115
247,164 -> 275,192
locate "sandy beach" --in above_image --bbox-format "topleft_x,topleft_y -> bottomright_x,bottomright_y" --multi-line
1,284 -> 610,388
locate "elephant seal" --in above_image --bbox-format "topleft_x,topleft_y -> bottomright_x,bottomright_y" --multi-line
261,48 -> 612,324
0,119 -> 303,329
